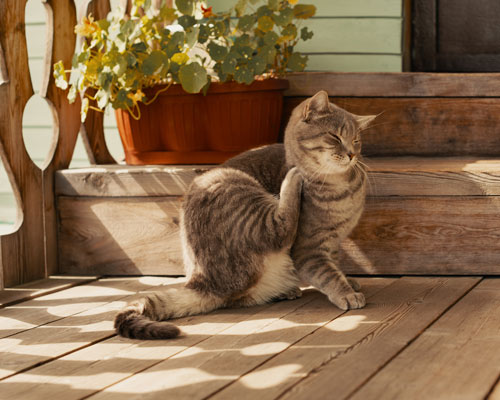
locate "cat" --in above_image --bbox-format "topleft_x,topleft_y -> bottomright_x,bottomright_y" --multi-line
114,90 -> 376,339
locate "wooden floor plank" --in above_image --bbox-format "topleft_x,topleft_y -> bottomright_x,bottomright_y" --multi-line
78,279 -> 395,400
490,379 -> 500,400
0,277 -> 183,380
0,276 -> 98,308
350,278 -> 500,400
0,281 -> 326,400
0,277 -> 182,339
234,277 -> 481,400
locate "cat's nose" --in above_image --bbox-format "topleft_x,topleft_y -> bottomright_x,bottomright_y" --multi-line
347,153 -> 355,160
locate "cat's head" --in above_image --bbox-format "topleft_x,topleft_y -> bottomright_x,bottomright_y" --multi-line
285,90 -> 376,177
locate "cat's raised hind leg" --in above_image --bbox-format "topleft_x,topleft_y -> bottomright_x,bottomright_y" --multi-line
274,167 -> 303,248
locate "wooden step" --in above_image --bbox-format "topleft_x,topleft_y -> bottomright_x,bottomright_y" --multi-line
283,73 -> 500,157
55,157 -> 500,276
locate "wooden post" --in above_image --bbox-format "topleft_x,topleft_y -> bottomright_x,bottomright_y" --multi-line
0,0 -> 45,287
80,0 -> 116,165
42,0 -> 82,276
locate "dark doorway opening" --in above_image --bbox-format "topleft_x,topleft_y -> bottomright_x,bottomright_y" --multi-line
412,0 -> 500,71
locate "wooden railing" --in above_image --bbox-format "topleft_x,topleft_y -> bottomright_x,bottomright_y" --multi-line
0,0 -> 119,288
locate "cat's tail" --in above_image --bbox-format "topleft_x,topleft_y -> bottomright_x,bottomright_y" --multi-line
114,287 -> 224,340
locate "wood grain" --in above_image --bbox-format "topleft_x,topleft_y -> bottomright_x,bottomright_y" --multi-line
42,0 -> 82,277
341,197 -> 500,275
0,275 -> 97,309
0,0 -> 46,287
0,277 -> 159,339
351,278 -> 500,400
55,165 -> 210,197
284,97 -> 500,156
354,278 -> 500,399
57,196 -> 185,276
86,280 -> 394,400
0,277 -> 180,380
277,277 -> 479,400
285,72 -> 500,97
0,279 -> 317,398
57,180 -> 500,275
55,158 -> 500,197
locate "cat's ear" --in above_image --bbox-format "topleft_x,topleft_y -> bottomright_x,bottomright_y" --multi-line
355,114 -> 377,131
303,90 -> 330,122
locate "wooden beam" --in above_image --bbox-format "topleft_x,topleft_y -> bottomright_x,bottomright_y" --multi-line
284,97 -> 500,156
58,196 -> 185,276
42,0 -> 82,277
341,197 -> 500,275
55,158 -> 500,197
285,72 -> 500,97
0,0 -> 46,287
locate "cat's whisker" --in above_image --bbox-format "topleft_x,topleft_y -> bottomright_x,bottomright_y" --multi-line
359,121 -> 393,132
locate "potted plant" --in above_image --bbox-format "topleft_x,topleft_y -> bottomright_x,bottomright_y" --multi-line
54,0 -> 316,164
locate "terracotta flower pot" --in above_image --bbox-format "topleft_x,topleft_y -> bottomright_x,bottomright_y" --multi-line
115,78 -> 289,165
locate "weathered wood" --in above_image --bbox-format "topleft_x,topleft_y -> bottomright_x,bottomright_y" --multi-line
55,165 -> 209,197
0,43 -> 7,84
0,275 -> 97,309
276,277 -> 479,400
56,164 -> 500,276
42,0 -> 82,277
0,277 -> 161,339
350,278 -> 500,400
55,158 -> 500,197
0,276 -> 180,380
0,279 -> 310,398
284,97 -> 500,156
58,196 -> 185,276
285,72 -> 500,97
86,279 -> 395,399
341,197 -> 500,275
0,0 -> 46,287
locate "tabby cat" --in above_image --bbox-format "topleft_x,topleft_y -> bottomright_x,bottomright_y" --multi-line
115,90 -> 376,339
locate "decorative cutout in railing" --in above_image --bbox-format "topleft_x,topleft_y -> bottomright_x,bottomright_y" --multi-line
0,0 -> 115,288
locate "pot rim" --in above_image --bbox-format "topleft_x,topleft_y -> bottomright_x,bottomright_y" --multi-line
139,78 -> 289,98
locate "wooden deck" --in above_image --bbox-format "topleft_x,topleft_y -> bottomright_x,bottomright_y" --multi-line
1,276 -> 499,399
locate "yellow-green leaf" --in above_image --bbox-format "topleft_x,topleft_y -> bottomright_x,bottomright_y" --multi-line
258,16 -> 274,32
293,4 -> 316,19
172,52 -> 189,65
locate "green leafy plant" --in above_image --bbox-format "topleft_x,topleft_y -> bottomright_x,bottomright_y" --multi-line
54,0 -> 316,121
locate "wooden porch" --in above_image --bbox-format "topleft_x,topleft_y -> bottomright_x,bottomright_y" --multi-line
1,275 -> 500,399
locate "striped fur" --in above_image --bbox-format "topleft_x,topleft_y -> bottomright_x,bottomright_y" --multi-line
114,90 -> 375,339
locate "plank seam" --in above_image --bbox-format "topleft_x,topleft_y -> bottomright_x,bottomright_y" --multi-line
272,277 -> 483,400
343,277 -> 484,400
204,279 -> 398,400
0,276 -> 100,309
78,295 -> 320,400
485,372 -> 500,399
0,333 -> 116,381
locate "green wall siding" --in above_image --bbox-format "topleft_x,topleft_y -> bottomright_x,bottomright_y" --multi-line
210,0 -> 405,71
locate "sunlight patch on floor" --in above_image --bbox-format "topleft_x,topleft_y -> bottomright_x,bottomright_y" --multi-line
240,364 -> 303,389
326,315 -> 367,332
241,341 -> 290,356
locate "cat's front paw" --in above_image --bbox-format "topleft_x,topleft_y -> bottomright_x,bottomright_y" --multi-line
347,277 -> 361,292
328,291 -> 366,310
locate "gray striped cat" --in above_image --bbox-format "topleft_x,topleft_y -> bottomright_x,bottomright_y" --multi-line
115,90 -> 376,339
